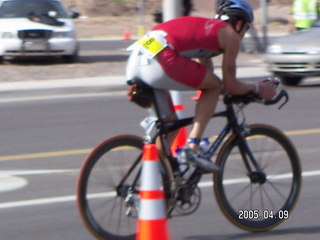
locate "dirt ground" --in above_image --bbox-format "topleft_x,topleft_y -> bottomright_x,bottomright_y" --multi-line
69,0 -> 293,39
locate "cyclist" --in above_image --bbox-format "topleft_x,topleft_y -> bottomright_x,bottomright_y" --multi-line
126,0 -> 277,172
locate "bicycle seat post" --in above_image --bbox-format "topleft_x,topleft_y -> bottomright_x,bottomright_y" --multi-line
140,108 -> 158,144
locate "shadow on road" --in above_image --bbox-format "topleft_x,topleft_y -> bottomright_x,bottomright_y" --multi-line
185,225 -> 320,240
298,83 -> 320,88
1,53 -> 129,66
78,54 -> 129,63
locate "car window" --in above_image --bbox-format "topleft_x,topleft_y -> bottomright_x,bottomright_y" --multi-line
0,1 -> 70,19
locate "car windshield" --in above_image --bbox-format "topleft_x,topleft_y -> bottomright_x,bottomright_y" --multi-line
0,1 -> 70,18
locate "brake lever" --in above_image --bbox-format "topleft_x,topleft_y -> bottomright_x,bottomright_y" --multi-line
261,90 -> 289,109
262,77 -> 288,109
278,90 -> 289,110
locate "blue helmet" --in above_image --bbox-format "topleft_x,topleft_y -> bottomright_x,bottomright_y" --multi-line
217,0 -> 254,23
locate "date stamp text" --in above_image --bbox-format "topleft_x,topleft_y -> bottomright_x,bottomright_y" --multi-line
238,209 -> 289,220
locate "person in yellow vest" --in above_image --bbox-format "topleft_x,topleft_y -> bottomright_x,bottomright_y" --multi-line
291,0 -> 319,30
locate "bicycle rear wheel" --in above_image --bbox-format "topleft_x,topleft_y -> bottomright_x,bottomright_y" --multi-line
76,135 -> 173,240
214,124 -> 301,232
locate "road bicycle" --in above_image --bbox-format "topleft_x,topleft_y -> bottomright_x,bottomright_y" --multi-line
76,78 -> 301,240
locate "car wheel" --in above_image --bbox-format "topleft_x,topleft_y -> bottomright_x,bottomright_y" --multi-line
277,75 -> 303,86
62,52 -> 78,63
62,47 -> 79,63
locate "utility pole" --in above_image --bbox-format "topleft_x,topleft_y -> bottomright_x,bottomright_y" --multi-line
138,0 -> 145,38
162,0 -> 188,151
162,0 -> 185,122
163,0 -> 182,21
260,0 -> 268,51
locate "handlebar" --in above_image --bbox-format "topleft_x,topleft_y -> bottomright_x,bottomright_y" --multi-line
260,90 -> 289,109
223,89 -> 289,110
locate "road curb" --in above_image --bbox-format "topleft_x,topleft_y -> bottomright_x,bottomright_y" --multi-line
0,66 -> 270,95
0,76 -> 127,93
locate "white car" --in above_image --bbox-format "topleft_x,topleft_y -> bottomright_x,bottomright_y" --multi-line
0,0 -> 79,62
265,21 -> 320,86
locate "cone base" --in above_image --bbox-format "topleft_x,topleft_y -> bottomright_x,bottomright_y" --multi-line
136,219 -> 170,240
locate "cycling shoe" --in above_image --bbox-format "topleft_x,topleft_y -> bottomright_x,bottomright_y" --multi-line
180,146 -> 219,172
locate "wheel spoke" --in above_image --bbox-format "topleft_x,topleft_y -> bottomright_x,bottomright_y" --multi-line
266,179 -> 288,202
214,125 -> 301,232
77,136 -> 144,239
260,184 -> 276,210
77,136 -> 173,239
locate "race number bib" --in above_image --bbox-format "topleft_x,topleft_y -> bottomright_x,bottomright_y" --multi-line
127,31 -> 168,58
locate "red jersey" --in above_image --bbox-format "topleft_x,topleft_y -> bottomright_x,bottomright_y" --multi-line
153,16 -> 228,58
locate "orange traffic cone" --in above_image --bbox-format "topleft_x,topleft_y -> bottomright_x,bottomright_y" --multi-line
171,126 -> 188,156
170,102 -> 188,156
123,31 -> 131,40
136,144 -> 170,240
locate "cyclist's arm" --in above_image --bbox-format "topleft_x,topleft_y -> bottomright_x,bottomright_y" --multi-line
218,25 -> 257,95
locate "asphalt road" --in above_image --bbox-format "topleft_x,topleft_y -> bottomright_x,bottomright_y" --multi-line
0,82 -> 320,240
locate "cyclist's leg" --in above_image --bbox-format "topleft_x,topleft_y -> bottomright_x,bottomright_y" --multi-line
155,50 -> 222,153
153,89 -> 179,146
188,60 -> 222,152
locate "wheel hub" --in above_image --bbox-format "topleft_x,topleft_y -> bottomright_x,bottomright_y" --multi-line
250,171 -> 267,184
116,184 -> 130,197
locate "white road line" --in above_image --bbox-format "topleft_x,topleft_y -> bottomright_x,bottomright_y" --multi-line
0,195 -> 77,209
0,175 -> 27,193
0,169 -> 77,176
0,170 -> 319,210
0,169 -> 78,193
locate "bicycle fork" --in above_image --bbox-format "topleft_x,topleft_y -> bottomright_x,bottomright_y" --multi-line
236,127 -> 267,185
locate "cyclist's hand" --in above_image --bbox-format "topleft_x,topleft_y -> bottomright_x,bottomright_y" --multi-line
258,80 -> 277,100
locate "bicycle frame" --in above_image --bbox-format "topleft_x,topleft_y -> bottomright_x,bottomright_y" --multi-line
77,86 -> 299,238
146,97 -> 262,180
115,90 -> 288,217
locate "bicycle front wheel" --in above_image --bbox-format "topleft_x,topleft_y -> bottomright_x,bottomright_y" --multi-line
77,135 -> 143,240
214,124 -> 301,232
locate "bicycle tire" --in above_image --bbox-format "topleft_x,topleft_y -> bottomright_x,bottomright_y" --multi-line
76,135 -> 173,240
214,124 -> 301,232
